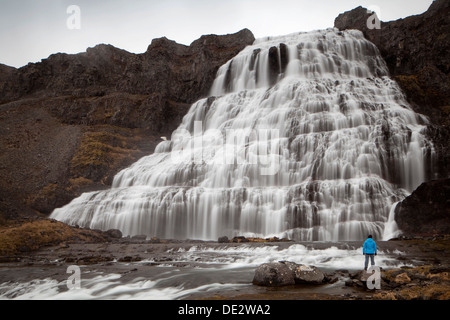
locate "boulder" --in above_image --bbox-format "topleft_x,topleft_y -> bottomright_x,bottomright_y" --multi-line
252,261 -> 325,287
252,262 -> 295,287
231,236 -> 249,243
105,229 -> 123,239
345,270 -> 370,288
218,236 -> 229,243
282,261 -> 325,284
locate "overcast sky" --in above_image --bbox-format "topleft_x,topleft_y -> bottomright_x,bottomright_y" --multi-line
0,0 -> 433,68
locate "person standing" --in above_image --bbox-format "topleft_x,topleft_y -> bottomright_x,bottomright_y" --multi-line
363,235 -> 377,271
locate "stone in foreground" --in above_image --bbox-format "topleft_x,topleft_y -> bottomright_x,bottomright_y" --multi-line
252,261 -> 325,287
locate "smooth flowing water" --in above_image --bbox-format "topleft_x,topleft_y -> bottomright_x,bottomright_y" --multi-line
51,28 -> 435,241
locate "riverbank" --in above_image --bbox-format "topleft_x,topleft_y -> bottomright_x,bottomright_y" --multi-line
0,218 -> 449,300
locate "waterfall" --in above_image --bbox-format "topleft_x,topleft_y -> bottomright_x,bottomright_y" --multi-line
51,29 -> 435,241
383,201 -> 401,240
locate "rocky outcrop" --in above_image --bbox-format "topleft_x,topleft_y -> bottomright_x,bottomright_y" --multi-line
374,266 -> 450,300
252,261 -> 325,287
395,179 -> 450,236
282,261 -> 325,284
0,29 -> 255,220
1,29 -> 255,105
334,0 -> 450,95
0,218 -> 110,256
342,265 -> 450,300
0,29 -> 255,131
335,0 -> 450,178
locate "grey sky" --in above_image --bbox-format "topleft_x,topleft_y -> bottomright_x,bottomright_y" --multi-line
0,0 -> 433,68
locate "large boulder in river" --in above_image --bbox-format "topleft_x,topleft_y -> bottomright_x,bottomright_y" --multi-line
252,263 -> 295,287
252,261 -> 325,287
282,261 -> 325,285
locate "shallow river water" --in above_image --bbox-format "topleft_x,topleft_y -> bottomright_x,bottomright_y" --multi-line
0,242 -> 417,300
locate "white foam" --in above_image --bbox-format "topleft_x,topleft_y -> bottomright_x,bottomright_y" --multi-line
172,244 -> 409,270
0,244 -> 413,300
0,273 -> 248,301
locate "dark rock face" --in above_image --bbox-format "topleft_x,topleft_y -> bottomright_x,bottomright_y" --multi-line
0,29 -> 255,136
1,35 -> 248,127
395,179 -> 450,236
0,29 -> 255,220
334,1 -> 449,88
1,29 -> 255,106
335,0 -> 450,178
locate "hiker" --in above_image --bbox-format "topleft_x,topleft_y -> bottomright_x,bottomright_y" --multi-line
363,235 -> 377,271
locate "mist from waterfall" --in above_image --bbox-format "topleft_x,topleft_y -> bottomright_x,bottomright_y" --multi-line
51,28 -> 435,241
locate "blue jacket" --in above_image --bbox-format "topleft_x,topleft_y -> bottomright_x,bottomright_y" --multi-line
363,238 -> 377,255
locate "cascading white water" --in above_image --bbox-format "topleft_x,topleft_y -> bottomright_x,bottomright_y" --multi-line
51,28 -> 435,241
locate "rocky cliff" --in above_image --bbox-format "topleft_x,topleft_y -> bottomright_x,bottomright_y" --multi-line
0,29 -> 255,220
395,178 -> 450,236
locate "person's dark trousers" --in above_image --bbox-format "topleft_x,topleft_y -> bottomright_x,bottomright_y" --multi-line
364,254 -> 375,270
